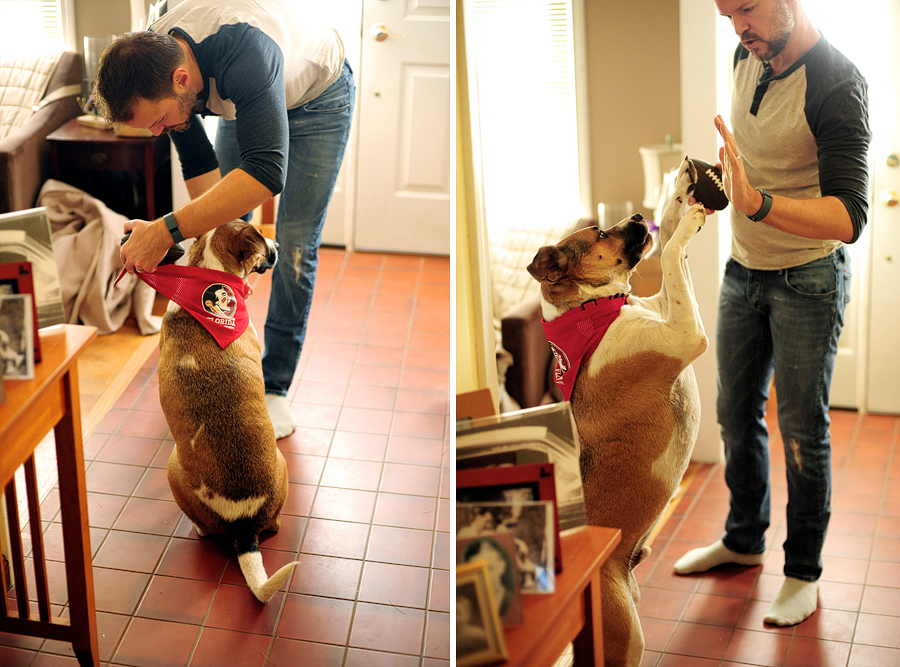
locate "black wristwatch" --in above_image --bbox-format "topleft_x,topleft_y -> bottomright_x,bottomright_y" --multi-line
748,189 -> 773,222
164,212 -> 186,244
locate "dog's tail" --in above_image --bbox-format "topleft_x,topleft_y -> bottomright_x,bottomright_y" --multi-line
234,531 -> 299,603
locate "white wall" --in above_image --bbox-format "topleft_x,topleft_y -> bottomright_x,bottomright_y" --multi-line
680,0 -> 724,463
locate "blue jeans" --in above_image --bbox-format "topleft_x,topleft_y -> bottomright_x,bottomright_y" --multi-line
215,61 -> 355,395
716,247 -> 851,582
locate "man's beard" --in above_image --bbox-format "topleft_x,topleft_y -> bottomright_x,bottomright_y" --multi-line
744,0 -> 793,63
164,89 -> 200,134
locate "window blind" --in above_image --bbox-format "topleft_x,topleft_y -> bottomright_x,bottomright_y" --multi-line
0,0 -> 68,60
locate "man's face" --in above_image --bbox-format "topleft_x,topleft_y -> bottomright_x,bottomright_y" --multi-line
128,88 -> 197,136
716,0 -> 794,63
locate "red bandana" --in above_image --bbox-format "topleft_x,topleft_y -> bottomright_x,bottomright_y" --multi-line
116,265 -> 249,348
541,295 -> 628,401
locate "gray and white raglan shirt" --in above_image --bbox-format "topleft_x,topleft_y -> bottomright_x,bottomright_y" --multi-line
149,0 -> 345,196
729,36 -> 871,270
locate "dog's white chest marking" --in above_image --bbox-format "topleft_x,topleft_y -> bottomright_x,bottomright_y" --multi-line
195,484 -> 267,521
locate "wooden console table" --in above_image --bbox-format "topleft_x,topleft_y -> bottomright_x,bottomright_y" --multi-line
0,324 -> 99,667
500,525 -> 621,667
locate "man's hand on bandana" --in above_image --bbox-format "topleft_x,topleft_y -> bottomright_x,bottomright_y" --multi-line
121,218 -> 171,274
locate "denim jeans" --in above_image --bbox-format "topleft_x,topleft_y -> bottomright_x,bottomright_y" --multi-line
215,61 -> 355,395
716,247 -> 851,582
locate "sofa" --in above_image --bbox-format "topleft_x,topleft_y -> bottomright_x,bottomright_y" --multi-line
0,51 -> 84,213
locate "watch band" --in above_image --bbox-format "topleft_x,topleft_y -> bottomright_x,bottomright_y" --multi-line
748,189 -> 773,222
163,212 -> 186,244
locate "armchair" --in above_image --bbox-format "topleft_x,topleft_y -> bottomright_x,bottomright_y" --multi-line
0,51 -> 84,213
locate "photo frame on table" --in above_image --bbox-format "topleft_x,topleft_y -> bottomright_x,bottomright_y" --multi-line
0,207 -> 66,329
0,262 -> 42,362
457,401 -> 588,532
457,462 -> 562,574
0,293 -> 35,380
456,560 -> 508,667
456,531 -> 524,628
457,500 -> 556,594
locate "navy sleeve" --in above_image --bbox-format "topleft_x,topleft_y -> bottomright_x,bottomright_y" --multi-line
170,114 -> 219,181
191,24 -> 288,195
805,52 -> 872,243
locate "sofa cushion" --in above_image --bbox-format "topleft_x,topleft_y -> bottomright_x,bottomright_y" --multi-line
0,52 -> 63,140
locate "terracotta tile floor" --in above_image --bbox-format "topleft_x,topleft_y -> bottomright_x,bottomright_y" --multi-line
1,248 -> 451,667
633,408 -> 900,667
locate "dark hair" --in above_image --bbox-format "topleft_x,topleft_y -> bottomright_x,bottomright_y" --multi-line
93,31 -> 185,124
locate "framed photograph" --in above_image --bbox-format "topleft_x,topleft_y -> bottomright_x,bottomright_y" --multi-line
0,207 -> 66,329
457,531 -> 523,628
0,293 -> 35,380
0,262 -> 42,362
458,462 -> 562,574
457,500 -> 556,594
457,401 -> 588,533
456,560 -> 508,667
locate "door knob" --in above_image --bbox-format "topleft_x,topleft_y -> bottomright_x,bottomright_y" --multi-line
887,153 -> 899,168
881,190 -> 899,207
370,24 -> 403,41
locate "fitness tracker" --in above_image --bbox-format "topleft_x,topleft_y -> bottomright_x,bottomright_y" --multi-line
748,189 -> 773,222
164,212 -> 186,244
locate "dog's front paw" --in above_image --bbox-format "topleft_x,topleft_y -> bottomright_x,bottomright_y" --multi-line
685,202 -> 707,234
672,157 -> 698,206
663,204 -> 706,264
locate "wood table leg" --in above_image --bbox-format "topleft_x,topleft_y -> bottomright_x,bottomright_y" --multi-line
572,568 -> 603,666
54,367 -> 98,667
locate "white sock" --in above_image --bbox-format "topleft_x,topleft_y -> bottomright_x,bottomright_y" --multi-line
764,577 -> 818,626
265,394 -> 296,439
673,539 -> 764,574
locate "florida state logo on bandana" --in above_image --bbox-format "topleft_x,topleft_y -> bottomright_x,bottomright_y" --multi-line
202,284 -> 238,320
549,341 -> 570,384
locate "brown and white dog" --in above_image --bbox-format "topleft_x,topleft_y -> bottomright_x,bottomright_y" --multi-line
158,220 -> 296,602
527,158 -> 708,666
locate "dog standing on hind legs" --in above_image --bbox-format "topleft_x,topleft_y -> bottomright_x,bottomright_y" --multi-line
527,158 -> 709,666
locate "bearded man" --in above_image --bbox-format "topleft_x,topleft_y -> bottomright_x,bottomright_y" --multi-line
674,0 -> 871,627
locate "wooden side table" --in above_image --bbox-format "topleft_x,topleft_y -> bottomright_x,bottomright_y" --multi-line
47,118 -> 171,221
499,525 -> 621,667
0,324 -> 99,667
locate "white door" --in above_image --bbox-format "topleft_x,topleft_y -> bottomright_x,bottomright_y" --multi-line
353,0 -> 452,255
865,0 -> 900,414
302,1 -> 363,247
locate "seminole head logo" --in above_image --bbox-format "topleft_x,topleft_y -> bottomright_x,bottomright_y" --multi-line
549,341 -> 570,384
201,283 -> 237,319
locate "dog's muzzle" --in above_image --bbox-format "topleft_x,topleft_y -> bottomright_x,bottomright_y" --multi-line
255,239 -> 279,273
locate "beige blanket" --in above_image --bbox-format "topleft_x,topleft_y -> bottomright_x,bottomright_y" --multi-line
38,179 -> 161,336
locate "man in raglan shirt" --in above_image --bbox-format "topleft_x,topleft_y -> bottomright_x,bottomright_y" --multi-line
674,0 -> 871,627
94,0 -> 354,439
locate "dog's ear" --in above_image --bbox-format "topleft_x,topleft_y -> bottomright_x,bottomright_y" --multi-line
233,224 -> 274,274
527,246 -> 568,283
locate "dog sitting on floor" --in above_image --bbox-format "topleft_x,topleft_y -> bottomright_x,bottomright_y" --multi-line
154,220 -> 296,602
527,158 -> 709,666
